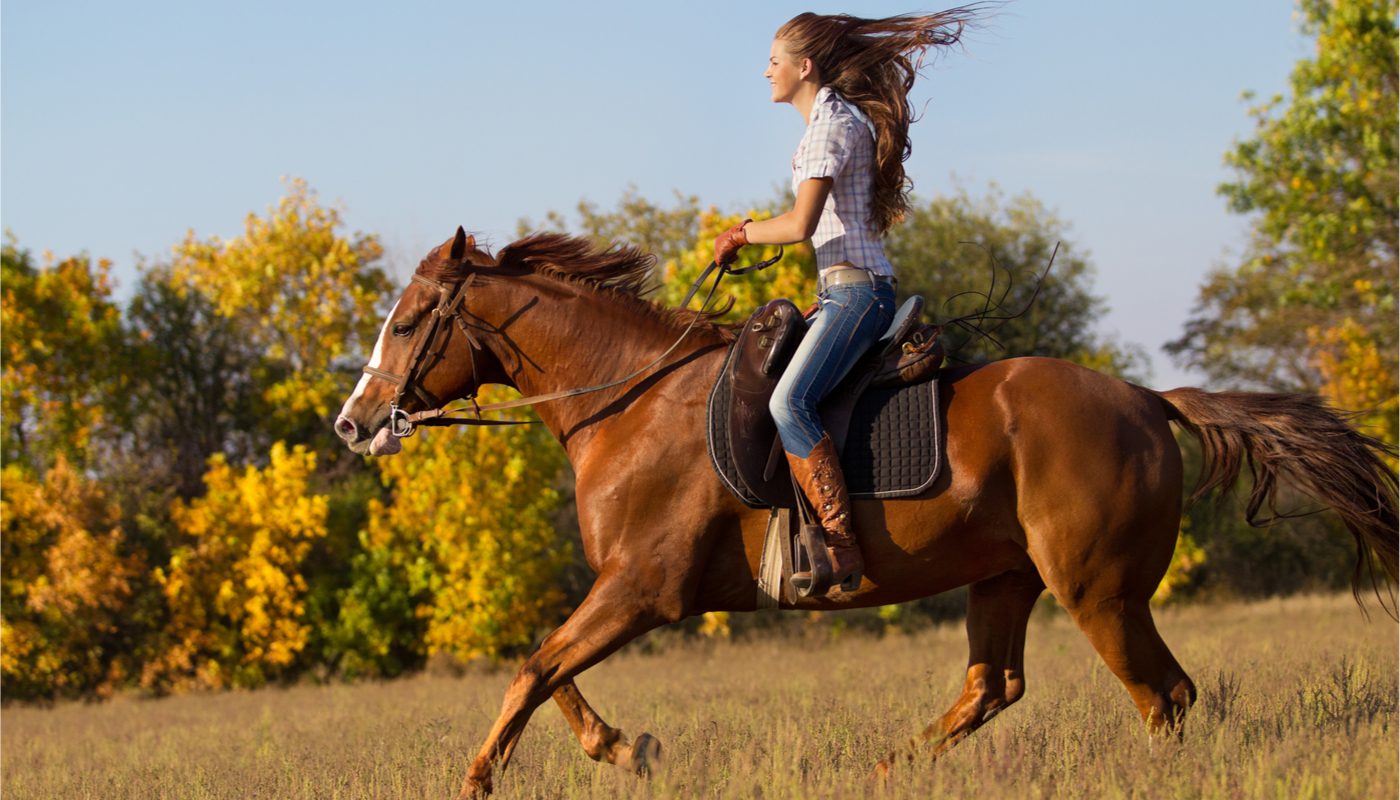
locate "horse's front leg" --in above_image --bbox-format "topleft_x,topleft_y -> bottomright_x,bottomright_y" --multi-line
553,680 -> 662,773
460,573 -> 672,798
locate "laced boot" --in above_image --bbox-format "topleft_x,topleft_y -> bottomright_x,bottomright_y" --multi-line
788,433 -> 864,591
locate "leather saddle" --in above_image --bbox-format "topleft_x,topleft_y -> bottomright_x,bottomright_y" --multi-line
719,295 -> 944,508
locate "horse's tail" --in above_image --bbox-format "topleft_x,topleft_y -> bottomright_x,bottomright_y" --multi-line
1152,387 -> 1399,612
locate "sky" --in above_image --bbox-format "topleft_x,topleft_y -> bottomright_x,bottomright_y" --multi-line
2,1 -> 1310,389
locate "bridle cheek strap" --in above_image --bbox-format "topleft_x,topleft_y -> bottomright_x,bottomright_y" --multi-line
362,272 -> 480,436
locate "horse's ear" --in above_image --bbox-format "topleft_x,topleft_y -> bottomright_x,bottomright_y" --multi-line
450,226 -> 471,260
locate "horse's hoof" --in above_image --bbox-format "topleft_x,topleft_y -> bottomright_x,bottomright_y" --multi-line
870,757 -> 893,782
628,732 -> 662,777
457,774 -> 493,799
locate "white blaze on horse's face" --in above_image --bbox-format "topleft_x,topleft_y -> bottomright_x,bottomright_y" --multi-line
340,297 -> 401,421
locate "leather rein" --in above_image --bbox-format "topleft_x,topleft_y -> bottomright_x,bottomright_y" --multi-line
365,250 -> 783,438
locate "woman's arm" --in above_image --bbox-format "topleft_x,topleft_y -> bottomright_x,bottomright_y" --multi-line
745,178 -> 832,245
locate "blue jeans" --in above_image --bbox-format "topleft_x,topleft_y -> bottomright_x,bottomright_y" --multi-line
770,281 -> 896,457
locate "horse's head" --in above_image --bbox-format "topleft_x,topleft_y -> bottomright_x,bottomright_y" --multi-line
334,226 -> 509,455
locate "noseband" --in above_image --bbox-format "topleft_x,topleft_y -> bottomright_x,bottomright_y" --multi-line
362,249 -> 784,437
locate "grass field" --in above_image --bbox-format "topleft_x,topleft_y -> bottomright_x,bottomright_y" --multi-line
3,593 -> 1396,799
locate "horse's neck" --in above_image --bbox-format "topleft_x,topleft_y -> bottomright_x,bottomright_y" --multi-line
491,276 -> 719,452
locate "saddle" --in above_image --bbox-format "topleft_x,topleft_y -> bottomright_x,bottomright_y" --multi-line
708,295 -> 945,510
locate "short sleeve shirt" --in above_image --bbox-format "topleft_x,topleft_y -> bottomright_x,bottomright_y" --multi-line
791,86 -> 895,277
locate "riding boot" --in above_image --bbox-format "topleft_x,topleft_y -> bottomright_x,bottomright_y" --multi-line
787,433 -> 863,590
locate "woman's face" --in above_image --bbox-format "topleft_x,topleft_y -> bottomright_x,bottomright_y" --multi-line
765,39 -> 803,104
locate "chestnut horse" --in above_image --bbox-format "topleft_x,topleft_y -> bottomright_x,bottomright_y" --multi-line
335,228 -> 1398,798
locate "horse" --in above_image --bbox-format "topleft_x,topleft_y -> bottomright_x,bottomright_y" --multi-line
334,227 -> 1399,798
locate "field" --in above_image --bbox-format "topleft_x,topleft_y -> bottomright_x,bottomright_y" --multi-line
3,593 -> 1396,799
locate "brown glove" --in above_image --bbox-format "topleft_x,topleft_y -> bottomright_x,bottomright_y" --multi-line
713,219 -> 751,266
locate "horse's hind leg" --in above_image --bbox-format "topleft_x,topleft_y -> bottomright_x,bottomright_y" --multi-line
879,568 -> 1044,773
552,681 -> 661,774
1064,595 -> 1196,732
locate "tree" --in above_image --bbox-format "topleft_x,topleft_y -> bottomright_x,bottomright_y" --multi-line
142,443 -> 328,692
328,395 -> 571,675
886,187 -> 1147,378
1,236 -> 127,473
120,267 -> 265,498
517,184 -> 703,280
656,207 -> 818,321
1,458 -> 145,700
1167,0 -> 1397,443
168,178 -> 394,446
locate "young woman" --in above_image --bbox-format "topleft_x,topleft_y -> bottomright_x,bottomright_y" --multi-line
714,9 -> 981,592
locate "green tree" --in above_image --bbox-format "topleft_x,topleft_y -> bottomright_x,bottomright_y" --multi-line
888,187 -> 1148,378
1167,0 -> 1397,443
518,184 -> 703,280
120,267 -> 265,498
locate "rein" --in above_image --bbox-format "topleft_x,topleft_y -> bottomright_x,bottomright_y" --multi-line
369,250 -> 783,437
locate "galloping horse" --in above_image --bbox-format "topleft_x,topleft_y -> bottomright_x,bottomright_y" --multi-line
335,228 -> 1398,798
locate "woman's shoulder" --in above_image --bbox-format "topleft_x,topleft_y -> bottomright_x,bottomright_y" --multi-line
811,88 -> 871,136
809,91 -> 861,132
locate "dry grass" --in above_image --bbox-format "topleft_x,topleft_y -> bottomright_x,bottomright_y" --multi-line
3,593 -> 1396,799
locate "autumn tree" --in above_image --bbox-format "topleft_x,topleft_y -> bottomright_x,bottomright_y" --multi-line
142,443 -> 328,692
169,178 -> 394,447
1,237 -> 127,473
327,399 -> 571,676
1167,0 -> 1397,443
656,207 -> 819,320
1,458 -> 145,700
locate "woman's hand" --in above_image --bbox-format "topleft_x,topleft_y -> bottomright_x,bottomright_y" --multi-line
713,219 -> 751,266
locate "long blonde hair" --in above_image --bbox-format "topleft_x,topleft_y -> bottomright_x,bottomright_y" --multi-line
776,7 -> 986,234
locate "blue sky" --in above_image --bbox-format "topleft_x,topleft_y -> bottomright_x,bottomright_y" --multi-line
3,1 -> 1308,388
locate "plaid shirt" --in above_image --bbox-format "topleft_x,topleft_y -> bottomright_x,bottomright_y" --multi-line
791,86 -> 895,278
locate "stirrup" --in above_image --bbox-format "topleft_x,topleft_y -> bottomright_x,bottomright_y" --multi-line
790,524 -> 832,598
789,524 -> 862,597
789,561 -> 861,597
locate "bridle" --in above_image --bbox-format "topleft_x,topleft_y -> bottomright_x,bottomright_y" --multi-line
362,249 -> 783,438
361,271 -> 499,436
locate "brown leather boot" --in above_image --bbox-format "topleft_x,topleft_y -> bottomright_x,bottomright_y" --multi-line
787,433 -> 863,590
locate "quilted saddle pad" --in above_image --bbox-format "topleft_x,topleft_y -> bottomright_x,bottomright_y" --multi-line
706,343 -> 943,509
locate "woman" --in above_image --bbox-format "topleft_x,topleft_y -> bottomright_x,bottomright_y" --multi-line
714,9 -> 980,592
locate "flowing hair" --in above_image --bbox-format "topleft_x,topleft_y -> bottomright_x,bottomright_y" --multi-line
776,6 -> 988,234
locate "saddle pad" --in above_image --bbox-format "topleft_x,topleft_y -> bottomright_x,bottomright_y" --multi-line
707,346 -> 943,509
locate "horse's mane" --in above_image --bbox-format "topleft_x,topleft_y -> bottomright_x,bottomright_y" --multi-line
421,232 -> 732,338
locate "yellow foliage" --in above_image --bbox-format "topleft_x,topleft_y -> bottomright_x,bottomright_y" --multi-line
1153,518 -> 1205,604
1,242 -> 125,469
1,459 -> 142,698
658,209 -> 818,321
168,178 -> 391,427
697,611 -> 731,639
1309,318 -> 1399,450
364,388 -> 571,663
144,442 -> 327,691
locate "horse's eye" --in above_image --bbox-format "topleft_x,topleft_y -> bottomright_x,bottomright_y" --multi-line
392,323 -> 414,337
